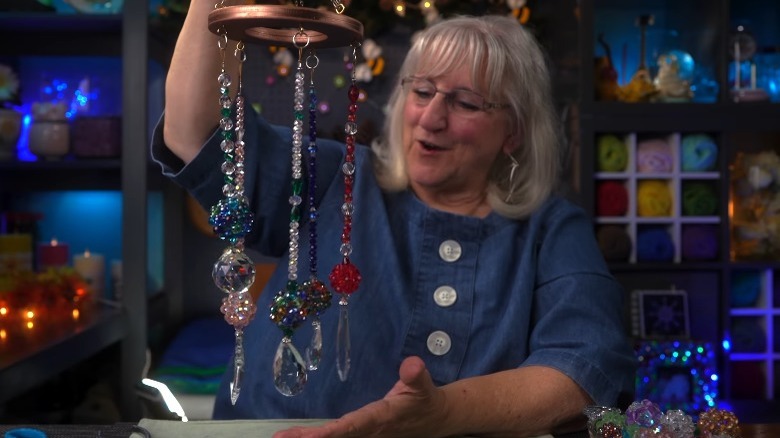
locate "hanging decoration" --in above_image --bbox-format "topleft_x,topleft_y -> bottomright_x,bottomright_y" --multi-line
207,0 -> 364,399
353,39 -> 385,83
327,43 -> 363,382
208,13 -> 257,405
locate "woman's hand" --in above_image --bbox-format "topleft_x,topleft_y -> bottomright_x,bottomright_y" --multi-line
273,357 -> 590,437
273,356 -> 448,438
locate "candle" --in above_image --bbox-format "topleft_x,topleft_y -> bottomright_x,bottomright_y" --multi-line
37,238 -> 70,271
73,249 -> 105,300
0,234 -> 33,274
750,62 -> 757,89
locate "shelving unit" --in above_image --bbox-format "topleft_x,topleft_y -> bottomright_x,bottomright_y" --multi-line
593,131 -> 721,263
0,1 -> 178,421
579,0 -> 780,416
728,267 -> 778,399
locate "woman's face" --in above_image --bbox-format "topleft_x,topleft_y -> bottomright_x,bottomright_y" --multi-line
401,65 -> 516,210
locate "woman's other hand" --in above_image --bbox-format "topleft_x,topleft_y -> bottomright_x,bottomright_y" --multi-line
273,356 -> 447,438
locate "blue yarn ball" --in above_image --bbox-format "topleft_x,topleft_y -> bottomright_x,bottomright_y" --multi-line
636,227 -> 675,262
730,272 -> 761,307
681,134 -> 718,172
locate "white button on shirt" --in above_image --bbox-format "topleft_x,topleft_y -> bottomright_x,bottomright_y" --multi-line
433,285 -> 457,307
426,331 -> 452,356
438,240 -> 462,262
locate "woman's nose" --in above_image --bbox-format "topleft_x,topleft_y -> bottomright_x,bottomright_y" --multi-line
417,93 -> 449,131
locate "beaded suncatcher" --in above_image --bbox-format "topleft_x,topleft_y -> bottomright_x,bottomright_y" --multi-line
207,1 -> 364,402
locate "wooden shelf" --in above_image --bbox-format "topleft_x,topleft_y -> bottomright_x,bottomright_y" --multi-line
0,304 -> 128,404
0,159 -> 166,192
0,13 -> 122,57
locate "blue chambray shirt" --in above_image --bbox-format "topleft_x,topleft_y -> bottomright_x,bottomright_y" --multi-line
152,111 -> 637,420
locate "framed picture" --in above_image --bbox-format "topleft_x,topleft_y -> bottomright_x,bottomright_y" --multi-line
635,340 -> 718,414
637,289 -> 690,339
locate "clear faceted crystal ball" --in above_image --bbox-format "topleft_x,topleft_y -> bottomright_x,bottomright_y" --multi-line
213,247 -> 256,293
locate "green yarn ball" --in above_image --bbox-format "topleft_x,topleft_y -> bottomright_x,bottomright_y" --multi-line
597,135 -> 628,172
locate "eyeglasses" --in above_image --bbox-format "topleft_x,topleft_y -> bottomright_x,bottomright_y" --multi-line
400,76 -> 509,115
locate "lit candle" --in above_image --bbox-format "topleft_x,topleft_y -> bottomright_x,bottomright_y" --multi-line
37,238 -> 70,271
73,249 -> 105,300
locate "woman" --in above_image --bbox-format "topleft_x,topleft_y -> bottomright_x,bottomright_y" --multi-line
154,1 -> 636,436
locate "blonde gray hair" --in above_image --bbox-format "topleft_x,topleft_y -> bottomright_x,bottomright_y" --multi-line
372,15 -> 563,219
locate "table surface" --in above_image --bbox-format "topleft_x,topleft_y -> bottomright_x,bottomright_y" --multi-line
740,423 -> 780,437
0,421 -> 775,437
0,304 -> 127,403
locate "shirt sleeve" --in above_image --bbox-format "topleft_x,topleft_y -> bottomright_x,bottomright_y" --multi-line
521,200 -> 637,407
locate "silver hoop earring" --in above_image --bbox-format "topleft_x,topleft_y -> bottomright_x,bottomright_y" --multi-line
505,154 -> 520,203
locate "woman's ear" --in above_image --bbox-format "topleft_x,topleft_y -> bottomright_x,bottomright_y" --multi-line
502,133 -> 521,155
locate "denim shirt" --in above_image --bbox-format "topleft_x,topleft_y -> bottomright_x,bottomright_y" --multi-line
151,112 -> 637,420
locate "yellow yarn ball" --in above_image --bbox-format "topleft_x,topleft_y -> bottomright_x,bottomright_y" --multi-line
637,180 -> 672,217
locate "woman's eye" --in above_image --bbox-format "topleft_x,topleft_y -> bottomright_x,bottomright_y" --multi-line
413,89 -> 435,100
454,99 -> 481,112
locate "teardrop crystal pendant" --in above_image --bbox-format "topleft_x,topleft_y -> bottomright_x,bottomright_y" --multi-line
230,330 -> 245,405
336,296 -> 351,381
306,318 -> 323,370
273,337 -> 307,396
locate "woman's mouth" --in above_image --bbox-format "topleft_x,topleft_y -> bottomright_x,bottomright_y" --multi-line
420,141 -> 446,151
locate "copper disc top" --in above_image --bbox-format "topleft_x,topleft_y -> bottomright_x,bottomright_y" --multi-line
208,5 -> 364,48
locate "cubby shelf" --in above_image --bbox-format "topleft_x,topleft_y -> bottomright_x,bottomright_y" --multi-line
580,0 -> 780,414
593,131 -> 722,264
728,268 -> 779,400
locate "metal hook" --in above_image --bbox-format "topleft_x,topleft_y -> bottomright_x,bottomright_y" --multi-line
331,0 -> 346,14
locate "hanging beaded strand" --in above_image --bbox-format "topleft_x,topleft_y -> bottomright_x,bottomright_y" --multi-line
328,43 -> 363,382
301,49 -> 333,372
209,31 -> 257,406
269,30 -> 311,397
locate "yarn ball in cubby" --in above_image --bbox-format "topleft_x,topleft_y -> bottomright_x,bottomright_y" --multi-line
596,225 -> 632,262
681,134 -> 718,172
636,227 -> 674,262
597,134 -> 628,172
682,182 -> 718,216
729,361 -> 765,399
636,139 -> 673,173
597,181 -> 629,216
681,224 -> 719,260
637,180 -> 672,217
730,271 -> 761,307
730,318 -> 766,353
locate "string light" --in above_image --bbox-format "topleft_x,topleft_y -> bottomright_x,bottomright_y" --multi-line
393,0 -> 406,17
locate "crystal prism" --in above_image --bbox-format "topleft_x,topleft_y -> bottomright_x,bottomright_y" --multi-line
230,333 -> 245,405
273,338 -> 307,396
336,298 -> 351,381
306,319 -> 323,371
230,359 -> 243,405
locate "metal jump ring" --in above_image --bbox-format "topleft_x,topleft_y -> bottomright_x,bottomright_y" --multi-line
293,30 -> 310,49
306,52 -> 319,69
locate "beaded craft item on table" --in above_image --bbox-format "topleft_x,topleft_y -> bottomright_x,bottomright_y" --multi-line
584,400 -> 742,438
206,0 -> 364,402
